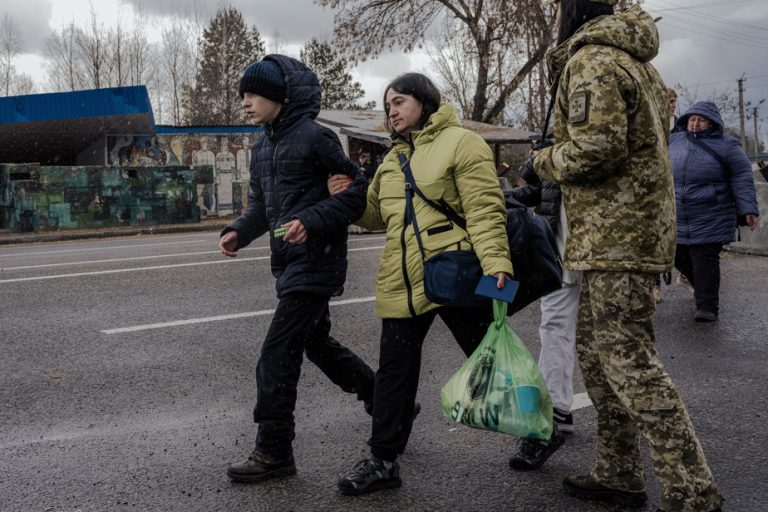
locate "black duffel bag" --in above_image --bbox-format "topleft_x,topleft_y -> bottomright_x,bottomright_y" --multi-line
504,196 -> 562,315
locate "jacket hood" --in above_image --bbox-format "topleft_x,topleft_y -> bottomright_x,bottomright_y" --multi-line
263,54 -> 321,131
675,101 -> 725,136
547,5 -> 659,83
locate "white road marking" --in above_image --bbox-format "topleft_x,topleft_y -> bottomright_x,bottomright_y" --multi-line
0,245 -> 385,283
101,296 -> 377,334
0,239 -> 209,258
0,247 -> 267,271
0,234 -> 385,260
348,245 -> 384,253
0,257 -> 267,283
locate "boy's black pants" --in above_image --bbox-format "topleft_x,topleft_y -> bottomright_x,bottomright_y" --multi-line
369,305 -> 494,462
254,292 -> 375,457
674,243 -> 724,314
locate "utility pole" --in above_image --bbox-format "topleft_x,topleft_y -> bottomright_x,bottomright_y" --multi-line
753,107 -> 759,156
738,74 -> 747,148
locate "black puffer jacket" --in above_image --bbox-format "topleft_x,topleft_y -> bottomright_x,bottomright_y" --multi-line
224,54 -> 367,297
506,168 -> 562,235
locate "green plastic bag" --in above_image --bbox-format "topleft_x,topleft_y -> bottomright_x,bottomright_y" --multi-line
440,300 -> 553,439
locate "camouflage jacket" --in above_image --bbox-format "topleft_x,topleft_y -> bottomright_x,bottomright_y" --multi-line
534,5 -> 675,273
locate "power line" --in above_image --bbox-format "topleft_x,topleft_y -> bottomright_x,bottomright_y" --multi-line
648,0 -> 758,13
648,0 -> 768,33
691,75 -> 768,87
655,9 -> 768,46
659,19 -> 768,51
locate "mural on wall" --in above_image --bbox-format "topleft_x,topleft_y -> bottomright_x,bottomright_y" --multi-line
107,133 -> 257,216
0,164 -> 213,233
107,135 -> 173,166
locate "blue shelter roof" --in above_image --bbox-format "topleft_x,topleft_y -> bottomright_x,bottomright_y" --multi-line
0,86 -> 156,125
0,86 -> 157,165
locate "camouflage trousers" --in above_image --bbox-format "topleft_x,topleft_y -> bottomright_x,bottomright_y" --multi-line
576,271 -> 723,512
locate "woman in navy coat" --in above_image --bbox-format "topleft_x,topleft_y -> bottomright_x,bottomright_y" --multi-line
670,101 -> 759,321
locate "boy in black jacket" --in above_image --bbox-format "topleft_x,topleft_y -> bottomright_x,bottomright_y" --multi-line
219,55 -> 375,483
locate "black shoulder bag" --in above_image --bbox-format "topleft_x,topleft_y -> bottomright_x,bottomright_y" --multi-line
400,154 -> 563,314
399,154 -> 487,309
688,134 -> 748,227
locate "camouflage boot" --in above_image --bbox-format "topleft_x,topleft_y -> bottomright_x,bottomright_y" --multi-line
563,474 -> 647,507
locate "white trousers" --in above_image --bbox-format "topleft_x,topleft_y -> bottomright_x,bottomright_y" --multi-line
538,281 -> 580,413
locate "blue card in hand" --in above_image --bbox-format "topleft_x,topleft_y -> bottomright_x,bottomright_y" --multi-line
474,275 -> 519,304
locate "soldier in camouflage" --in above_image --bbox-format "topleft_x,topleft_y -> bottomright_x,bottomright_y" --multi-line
533,1 -> 723,511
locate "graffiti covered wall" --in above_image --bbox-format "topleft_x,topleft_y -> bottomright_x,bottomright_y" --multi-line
106,133 -> 257,216
0,164 -> 213,233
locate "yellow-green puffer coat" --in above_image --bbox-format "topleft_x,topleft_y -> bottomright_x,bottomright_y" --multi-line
357,102 -> 513,318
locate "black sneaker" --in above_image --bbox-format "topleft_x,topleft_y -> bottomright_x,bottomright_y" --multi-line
694,309 -> 717,322
365,401 -> 421,422
337,457 -> 401,495
227,449 -> 296,483
509,426 -> 565,471
563,474 -> 647,507
553,408 -> 574,434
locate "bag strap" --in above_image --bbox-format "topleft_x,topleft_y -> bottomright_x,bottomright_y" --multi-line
398,153 -> 468,230
399,153 -> 428,262
687,133 -> 731,180
539,97 -> 555,146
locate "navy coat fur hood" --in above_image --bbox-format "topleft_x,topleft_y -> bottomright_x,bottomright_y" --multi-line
670,101 -> 759,245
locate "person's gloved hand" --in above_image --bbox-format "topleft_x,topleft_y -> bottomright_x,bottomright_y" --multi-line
517,155 -> 541,186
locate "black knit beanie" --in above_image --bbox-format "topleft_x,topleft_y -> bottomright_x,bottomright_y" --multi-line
239,59 -> 286,103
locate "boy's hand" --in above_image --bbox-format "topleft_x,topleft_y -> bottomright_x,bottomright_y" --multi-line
328,174 -> 352,195
220,231 -> 239,257
282,219 -> 307,244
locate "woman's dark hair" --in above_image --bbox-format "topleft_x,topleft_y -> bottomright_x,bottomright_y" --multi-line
557,0 -> 614,45
383,73 -> 441,134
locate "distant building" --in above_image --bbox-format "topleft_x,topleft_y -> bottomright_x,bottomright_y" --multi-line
316,109 -> 536,182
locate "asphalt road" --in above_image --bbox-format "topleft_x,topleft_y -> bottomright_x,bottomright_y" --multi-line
1,232 -> 766,512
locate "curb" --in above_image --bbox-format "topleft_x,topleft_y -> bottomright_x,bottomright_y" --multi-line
0,222 -> 230,246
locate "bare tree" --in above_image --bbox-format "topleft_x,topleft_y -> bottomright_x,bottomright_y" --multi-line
0,14 -> 23,96
44,21 -> 85,92
427,18 -> 478,119
11,72 -> 35,95
316,0 -> 551,124
159,15 -> 197,124
77,3 -> 110,89
269,30 -> 287,55
111,1 -> 127,86
127,7 -> 154,87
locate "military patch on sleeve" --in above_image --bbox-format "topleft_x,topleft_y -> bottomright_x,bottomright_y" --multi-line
569,92 -> 590,124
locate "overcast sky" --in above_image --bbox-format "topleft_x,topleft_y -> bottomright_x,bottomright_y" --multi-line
4,0 -> 768,139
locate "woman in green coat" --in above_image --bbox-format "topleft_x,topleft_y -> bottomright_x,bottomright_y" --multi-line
332,73 -> 513,495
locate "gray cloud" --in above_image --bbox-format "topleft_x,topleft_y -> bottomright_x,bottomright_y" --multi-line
125,0 -> 335,45
647,0 -> 768,110
2,0 -> 53,54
